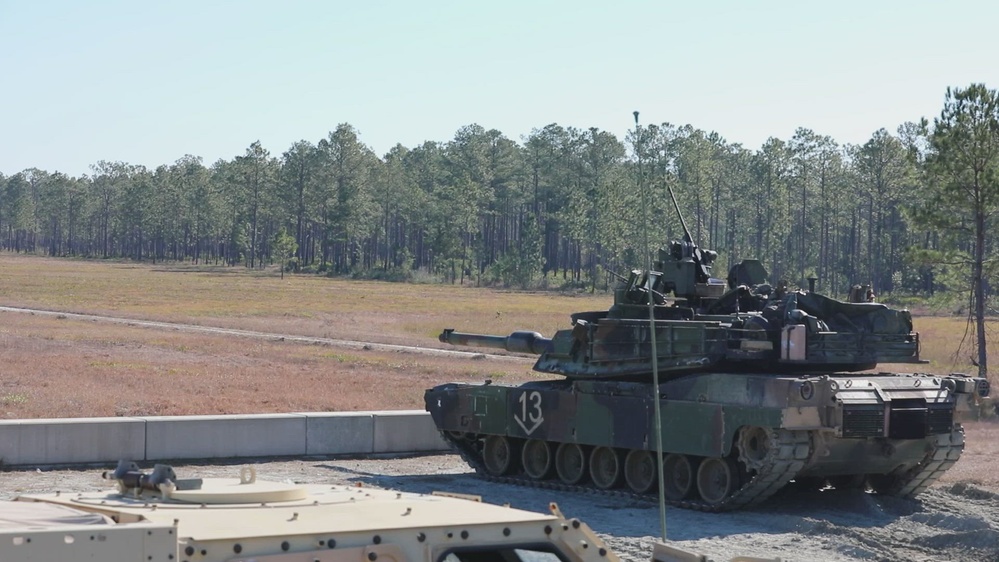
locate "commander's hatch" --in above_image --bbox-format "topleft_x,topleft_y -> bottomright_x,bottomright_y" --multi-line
106,461 -> 308,504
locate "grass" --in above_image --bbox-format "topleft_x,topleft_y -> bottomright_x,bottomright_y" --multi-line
0,254 -> 565,418
907,315 -> 999,375
0,252 -> 996,420
0,253 -> 604,345
0,393 -> 28,406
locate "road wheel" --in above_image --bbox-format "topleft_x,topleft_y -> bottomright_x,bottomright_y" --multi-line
624,449 -> 657,494
555,442 -> 588,485
482,435 -> 518,476
662,453 -> 695,501
521,439 -> 555,480
697,456 -> 739,505
736,426 -> 771,473
589,446 -> 623,490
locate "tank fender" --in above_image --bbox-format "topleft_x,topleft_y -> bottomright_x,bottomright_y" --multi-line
424,384 -> 513,436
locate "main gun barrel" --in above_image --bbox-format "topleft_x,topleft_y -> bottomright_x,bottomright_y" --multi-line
439,328 -> 552,355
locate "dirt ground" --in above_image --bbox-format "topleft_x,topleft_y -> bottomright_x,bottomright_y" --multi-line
4,450 -> 999,562
0,306 -> 538,418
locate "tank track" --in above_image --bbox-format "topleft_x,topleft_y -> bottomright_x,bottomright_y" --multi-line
875,424 -> 966,498
440,429 -> 811,512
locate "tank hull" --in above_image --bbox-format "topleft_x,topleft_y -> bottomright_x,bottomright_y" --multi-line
425,371 -> 975,511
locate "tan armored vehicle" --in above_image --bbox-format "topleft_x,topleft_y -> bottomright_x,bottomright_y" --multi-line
1,461 -> 619,562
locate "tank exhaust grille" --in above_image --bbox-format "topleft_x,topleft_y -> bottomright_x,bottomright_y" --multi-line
842,404 -> 885,438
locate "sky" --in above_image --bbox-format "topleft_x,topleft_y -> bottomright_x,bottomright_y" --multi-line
1,0 -> 997,177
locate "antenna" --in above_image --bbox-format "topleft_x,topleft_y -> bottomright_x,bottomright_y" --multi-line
667,185 -> 693,243
634,110 -> 668,542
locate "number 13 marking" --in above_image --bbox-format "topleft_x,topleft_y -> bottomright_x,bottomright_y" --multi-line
515,391 -> 544,435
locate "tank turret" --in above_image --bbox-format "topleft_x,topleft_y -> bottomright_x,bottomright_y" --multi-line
440,242 -> 924,379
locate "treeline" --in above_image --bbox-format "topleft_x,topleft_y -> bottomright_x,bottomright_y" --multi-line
0,108 -> 990,298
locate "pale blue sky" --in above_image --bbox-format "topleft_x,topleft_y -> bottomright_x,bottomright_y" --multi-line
1,0 -> 996,177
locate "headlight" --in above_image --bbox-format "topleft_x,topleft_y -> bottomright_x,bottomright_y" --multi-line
799,381 -> 815,401
977,379 -> 991,398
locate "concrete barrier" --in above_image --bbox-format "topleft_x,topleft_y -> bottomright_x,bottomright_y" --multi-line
0,411 -> 448,467
0,417 -> 145,466
372,410 -> 447,452
142,414 -> 308,460
302,412 -> 375,455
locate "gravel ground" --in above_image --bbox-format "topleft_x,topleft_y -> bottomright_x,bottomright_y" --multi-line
4,453 -> 999,562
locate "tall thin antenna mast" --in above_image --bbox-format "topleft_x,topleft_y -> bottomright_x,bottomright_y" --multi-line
634,110 -> 668,541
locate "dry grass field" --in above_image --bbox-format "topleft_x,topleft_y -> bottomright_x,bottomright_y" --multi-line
0,252 -> 996,420
0,254 -> 607,418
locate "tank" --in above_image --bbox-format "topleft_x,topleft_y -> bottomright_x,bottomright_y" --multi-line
425,192 -> 990,511
1,461 -> 621,562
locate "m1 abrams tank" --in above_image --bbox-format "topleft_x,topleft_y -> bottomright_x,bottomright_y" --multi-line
1,461 -> 620,562
425,197 -> 990,512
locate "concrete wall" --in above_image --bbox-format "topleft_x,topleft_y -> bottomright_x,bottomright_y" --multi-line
302,412 -> 375,455
0,411 -> 447,468
143,414 -> 308,460
0,417 -> 145,466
